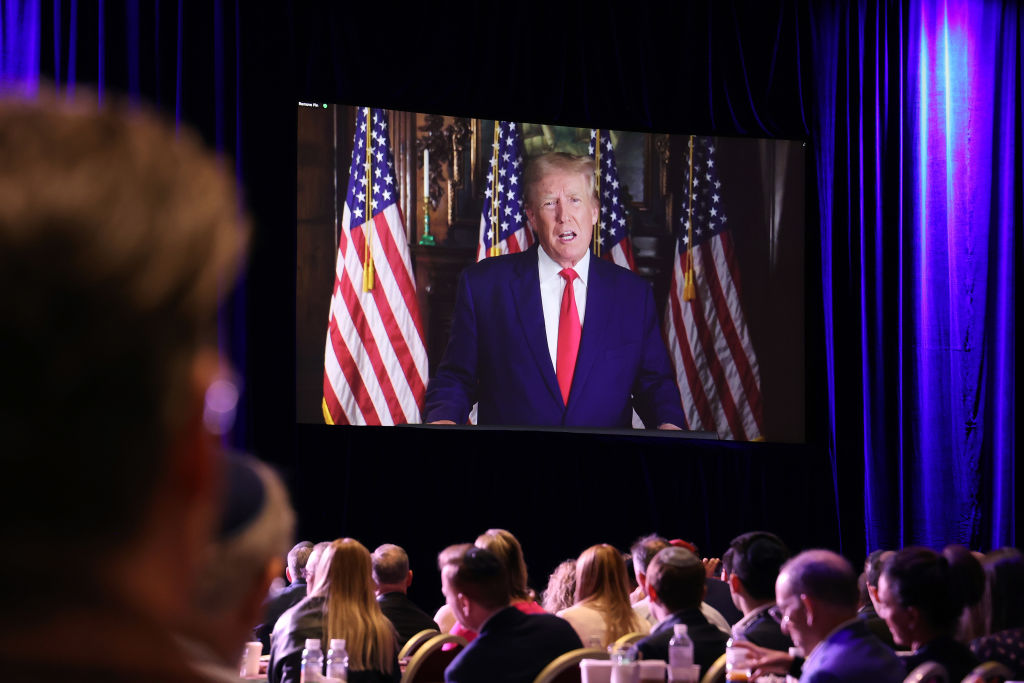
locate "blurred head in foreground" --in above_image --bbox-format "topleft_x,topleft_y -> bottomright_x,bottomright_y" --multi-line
0,88 -> 250,623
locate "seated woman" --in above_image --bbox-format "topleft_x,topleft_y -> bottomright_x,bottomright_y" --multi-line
447,529 -> 545,643
543,559 -> 578,614
268,539 -> 400,683
558,544 -> 650,648
876,547 -> 978,682
970,548 -> 1024,679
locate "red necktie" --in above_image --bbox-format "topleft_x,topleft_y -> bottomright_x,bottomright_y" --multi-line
556,268 -> 581,405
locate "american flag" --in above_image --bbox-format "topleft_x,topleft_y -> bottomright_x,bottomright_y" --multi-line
322,107 -> 429,425
589,129 -> 636,270
663,136 -> 765,440
477,121 -> 534,261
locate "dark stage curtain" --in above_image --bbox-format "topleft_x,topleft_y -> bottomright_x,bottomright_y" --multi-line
1,0 -> 1017,555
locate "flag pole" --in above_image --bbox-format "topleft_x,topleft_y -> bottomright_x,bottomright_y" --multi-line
593,129 -> 602,257
363,108 -> 376,291
683,135 -> 696,301
488,121 -> 501,257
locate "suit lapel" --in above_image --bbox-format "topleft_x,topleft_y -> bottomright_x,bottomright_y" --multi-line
566,257 -> 612,411
509,250 -> 563,408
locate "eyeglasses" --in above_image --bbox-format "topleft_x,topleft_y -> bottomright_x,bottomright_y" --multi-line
769,595 -> 803,624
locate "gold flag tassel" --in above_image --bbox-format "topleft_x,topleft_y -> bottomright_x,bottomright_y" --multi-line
593,129 -> 602,257
489,121 -> 501,258
363,107 -> 375,291
682,135 -> 697,302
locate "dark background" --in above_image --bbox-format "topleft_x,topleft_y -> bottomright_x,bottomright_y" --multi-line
19,0 -> 1017,613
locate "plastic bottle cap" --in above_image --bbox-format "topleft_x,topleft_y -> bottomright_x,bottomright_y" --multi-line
673,624 -> 689,636
330,639 -> 346,650
305,638 -> 321,649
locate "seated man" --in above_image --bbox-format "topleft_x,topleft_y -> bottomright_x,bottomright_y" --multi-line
177,456 -> 295,682
442,546 -> 581,683
424,152 -> 684,429
635,547 -> 729,676
255,541 -> 314,651
774,550 -> 904,683
722,531 -> 792,650
0,90 -> 248,682
372,543 -> 439,647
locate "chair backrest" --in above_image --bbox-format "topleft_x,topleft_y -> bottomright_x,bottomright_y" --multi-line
533,648 -> 609,683
399,629 -> 441,660
699,653 -> 727,683
904,661 -> 949,683
963,660 -> 1014,683
613,632 -> 647,648
400,633 -> 468,683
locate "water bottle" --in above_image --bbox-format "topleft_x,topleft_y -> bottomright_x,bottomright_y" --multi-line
668,624 -> 694,682
325,638 -> 348,683
300,638 -> 324,683
610,643 -> 639,683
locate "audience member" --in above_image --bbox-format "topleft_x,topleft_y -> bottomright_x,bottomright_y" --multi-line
441,546 -> 581,683
434,544 -> 469,633
859,549 -> 897,647
254,542 -> 313,651
669,539 -> 743,625
0,90 -> 248,682
303,541 -> 332,596
722,531 -> 792,651
943,544 -> 988,642
970,547 -> 1024,678
449,529 -> 546,643
758,549 -> 904,683
542,559 -> 578,614
558,544 -> 650,647
177,456 -> 295,682
630,534 -> 730,633
634,547 -> 729,677
877,547 -> 978,681
269,539 -> 400,683
372,543 -> 440,647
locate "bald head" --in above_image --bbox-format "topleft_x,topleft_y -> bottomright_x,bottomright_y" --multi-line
779,550 -> 859,610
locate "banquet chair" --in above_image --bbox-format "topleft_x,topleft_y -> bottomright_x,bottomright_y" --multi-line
532,647 -> 608,683
613,632 -> 647,649
961,661 -> 1014,683
904,661 -> 949,683
699,653 -> 727,683
399,629 -> 441,660
400,633 -> 467,683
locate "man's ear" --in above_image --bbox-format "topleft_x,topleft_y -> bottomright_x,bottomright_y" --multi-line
646,583 -> 660,606
799,593 -> 815,626
727,573 -> 743,594
456,592 -> 471,617
405,570 -> 414,589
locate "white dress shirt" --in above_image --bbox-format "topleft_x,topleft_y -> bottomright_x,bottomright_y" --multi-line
538,246 -> 590,371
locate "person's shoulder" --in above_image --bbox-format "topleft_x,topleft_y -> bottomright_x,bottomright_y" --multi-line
463,246 -> 536,280
590,254 -> 646,285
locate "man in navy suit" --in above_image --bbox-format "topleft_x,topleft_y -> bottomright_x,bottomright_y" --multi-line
773,550 -> 904,683
424,153 -> 685,429
442,546 -> 581,683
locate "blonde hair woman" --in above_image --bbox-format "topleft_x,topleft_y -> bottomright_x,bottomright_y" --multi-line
319,539 -> 399,682
558,544 -> 650,648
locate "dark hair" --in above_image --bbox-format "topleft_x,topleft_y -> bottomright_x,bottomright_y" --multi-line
883,547 -> 962,633
446,546 -> 511,610
942,545 -> 985,606
984,547 -> 1024,632
864,549 -> 891,589
630,534 -> 669,575
727,532 -> 789,601
647,547 -> 705,612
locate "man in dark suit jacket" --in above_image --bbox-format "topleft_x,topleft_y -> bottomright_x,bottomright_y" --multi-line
424,153 -> 685,429
635,547 -> 729,677
722,531 -> 792,651
372,543 -> 439,647
441,545 -> 581,683
255,541 -> 313,651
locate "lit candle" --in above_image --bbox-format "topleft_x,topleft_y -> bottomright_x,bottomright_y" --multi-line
423,147 -> 429,200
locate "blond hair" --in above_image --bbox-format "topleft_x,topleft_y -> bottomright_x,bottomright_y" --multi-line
575,544 -> 641,643
522,152 -> 597,205
321,539 -> 398,674
476,528 -> 533,602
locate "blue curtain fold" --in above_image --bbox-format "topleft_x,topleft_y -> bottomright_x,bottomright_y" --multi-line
813,0 -> 1018,550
